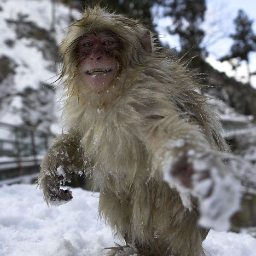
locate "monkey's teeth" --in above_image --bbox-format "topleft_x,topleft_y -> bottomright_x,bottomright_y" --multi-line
86,68 -> 112,75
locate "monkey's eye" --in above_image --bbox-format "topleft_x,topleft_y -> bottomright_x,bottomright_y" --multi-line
82,41 -> 93,47
103,40 -> 114,46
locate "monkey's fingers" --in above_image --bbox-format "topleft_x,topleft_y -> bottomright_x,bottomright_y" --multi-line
59,189 -> 73,201
171,161 -> 195,189
46,187 -> 73,205
169,152 -> 197,189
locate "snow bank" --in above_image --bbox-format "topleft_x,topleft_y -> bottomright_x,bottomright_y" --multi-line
0,184 -> 115,256
0,184 -> 256,256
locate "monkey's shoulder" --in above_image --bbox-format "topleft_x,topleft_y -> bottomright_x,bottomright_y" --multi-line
119,71 -> 206,120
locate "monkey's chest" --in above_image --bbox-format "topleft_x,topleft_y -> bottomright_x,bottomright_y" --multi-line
81,118 -> 148,188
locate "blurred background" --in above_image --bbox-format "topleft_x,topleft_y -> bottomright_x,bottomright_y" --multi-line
0,0 -> 256,233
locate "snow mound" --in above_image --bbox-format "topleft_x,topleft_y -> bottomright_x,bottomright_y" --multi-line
0,184 -> 256,256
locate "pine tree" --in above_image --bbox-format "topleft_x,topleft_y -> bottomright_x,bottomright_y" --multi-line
164,0 -> 207,69
69,0 -> 154,26
61,0 -> 207,69
220,10 -> 256,84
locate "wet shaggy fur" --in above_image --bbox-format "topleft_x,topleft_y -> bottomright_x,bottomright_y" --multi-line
38,6 -> 228,256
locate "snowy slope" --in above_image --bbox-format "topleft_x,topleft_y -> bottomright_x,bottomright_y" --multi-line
0,0 -> 80,131
0,184 -> 256,256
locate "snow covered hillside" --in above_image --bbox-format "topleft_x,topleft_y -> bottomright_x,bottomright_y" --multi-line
0,0 -> 80,132
1,184 -> 256,256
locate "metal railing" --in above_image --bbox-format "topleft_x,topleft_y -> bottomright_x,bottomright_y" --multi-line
0,122 -> 54,181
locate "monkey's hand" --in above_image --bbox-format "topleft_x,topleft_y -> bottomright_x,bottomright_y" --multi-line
38,150 -> 74,206
163,148 -> 241,231
38,131 -> 85,205
39,171 -> 73,205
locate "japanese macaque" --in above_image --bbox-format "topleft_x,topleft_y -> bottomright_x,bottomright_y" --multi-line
38,6 -> 241,256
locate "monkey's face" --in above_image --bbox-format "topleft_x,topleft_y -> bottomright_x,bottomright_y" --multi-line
78,32 -> 120,91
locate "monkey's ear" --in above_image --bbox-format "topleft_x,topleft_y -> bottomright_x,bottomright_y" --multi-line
141,30 -> 152,53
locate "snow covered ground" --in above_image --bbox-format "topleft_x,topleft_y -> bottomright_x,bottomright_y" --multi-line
1,184 -> 256,256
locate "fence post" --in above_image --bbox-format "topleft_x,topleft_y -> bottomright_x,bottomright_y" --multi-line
31,130 -> 38,166
14,127 -> 23,176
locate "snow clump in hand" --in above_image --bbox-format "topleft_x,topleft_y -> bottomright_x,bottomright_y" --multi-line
191,154 -> 241,231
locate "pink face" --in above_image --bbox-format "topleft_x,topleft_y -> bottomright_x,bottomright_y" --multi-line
78,32 -> 120,91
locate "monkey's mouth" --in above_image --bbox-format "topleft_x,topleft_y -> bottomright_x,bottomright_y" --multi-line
85,68 -> 112,76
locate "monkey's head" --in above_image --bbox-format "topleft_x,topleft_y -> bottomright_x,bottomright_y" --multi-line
60,6 -> 153,96
77,30 -> 121,91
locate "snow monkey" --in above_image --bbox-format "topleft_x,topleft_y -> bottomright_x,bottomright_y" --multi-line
38,6 -> 240,256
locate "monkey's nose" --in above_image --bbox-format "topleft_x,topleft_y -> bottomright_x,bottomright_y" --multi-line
89,51 -> 103,61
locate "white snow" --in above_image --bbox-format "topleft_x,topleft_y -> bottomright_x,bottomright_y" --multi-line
0,184 -> 116,256
0,0 -> 80,129
0,2 -> 54,92
0,184 -> 256,256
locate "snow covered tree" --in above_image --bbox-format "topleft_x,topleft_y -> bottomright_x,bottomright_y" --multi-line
0,56 -> 16,111
20,84 -> 55,133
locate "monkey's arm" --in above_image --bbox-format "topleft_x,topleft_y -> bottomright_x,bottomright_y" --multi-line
38,130 -> 85,205
140,109 -> 241,230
